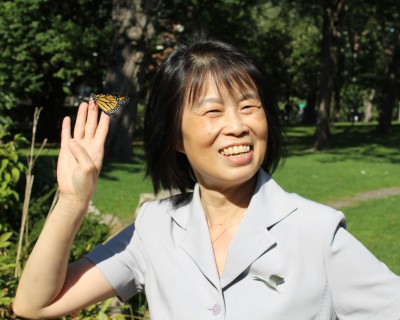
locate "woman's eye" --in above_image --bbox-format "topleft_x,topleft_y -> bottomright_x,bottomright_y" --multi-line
241,105 -> 257,112
205,109 -> 222,115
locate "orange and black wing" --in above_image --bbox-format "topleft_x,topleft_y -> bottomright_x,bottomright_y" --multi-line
90,93 -> 129,115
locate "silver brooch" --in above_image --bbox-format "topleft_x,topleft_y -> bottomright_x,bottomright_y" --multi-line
253,275 -> 285,293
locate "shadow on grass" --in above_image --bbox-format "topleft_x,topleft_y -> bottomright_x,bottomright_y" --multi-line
97,144 -> 147,181
100,161 -> 145,181
284,123 -> 400,164
27,143 -> 148,183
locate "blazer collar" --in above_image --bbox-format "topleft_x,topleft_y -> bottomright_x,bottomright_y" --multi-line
250,169 -> 298,230
167,169 -> 298,290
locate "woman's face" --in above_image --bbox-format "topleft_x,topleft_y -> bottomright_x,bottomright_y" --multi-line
178,76 -> 268,190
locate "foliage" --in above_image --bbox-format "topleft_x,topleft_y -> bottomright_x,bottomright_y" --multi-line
250,3 -> 321,103
0,120 -> 27,221
71,213 -> 110,261
0,225 -> 18,319
0,0 -> 112,97
0,0 -> 113,141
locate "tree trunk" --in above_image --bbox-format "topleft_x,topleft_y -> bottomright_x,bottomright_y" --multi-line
104,0 -> 161,160
314,0 -> 345,150
302,93 -> 316,125
363,88 -> 375,123
377,40 -> 400,133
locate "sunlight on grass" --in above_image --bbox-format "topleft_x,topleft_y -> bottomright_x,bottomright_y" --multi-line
274,123 -> 400,202
92,161 -> 153,223
343,196 -> 400,275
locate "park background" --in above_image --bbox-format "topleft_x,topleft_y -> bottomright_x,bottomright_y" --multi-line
1,0 -> 399,319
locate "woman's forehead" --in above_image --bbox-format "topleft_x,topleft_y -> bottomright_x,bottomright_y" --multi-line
186,73 -> 259,107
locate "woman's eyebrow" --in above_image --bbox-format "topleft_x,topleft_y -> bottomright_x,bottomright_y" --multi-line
195,97 -> 223,107
193,93 -> 259,108
238,92 -> 260,101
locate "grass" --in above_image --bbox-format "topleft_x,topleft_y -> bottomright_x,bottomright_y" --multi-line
344,195 -> 400,274
274,122 -> 400,202
92,160 -> 153,222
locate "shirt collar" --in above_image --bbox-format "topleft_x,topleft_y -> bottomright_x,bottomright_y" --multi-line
168,168 -> 298,230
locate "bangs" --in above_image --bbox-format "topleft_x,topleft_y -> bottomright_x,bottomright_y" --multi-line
184,61 -> 259,108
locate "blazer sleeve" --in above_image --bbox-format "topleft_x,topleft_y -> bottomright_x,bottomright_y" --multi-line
325,223 -> 400,320
85,202 -> 149,302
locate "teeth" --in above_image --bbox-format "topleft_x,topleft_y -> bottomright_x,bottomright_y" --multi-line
220,145 -> 251,156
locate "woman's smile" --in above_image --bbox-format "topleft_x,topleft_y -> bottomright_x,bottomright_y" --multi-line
219,144 -> 251,156
219,145 -> 254,166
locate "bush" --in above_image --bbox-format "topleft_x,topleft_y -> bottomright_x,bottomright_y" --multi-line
0,118 -> 27,222
0,224 -> 18,319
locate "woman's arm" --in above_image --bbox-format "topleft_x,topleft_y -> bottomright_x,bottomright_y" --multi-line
13,101 -> 115,318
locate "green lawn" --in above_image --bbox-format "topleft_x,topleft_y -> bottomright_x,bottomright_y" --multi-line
344,195 -> 400,274
92,160 -> 153,223
274,122 -> 400,202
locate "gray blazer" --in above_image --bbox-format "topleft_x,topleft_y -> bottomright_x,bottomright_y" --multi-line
87,169 -> 400,320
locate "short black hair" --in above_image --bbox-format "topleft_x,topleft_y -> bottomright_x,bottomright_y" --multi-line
144,35 -> 285,197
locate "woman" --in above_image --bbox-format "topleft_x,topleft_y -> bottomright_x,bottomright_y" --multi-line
14,36 -> 400,319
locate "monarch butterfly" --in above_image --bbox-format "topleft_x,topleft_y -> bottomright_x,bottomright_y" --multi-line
89,93 -> 130,115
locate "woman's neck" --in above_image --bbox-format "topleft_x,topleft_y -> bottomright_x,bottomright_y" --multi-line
199,175 -> 257,226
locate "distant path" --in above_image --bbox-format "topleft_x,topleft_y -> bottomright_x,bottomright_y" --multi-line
324,187 -> 400,209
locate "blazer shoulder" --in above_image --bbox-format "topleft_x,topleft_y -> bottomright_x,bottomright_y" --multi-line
134,193 -> 192,229
286,191 -> 346,229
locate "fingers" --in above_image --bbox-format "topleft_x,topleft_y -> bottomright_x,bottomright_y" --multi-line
95,111 -> 111,143
73,100 -> 101,140
74,103 -> 89,140
85,99 -> 99,138
61,117 -> 72,150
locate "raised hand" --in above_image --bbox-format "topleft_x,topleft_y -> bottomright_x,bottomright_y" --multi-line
13,100 -> 113,318
57,100 -> 110,210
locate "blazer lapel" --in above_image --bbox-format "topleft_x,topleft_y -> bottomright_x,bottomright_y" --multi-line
168,185 -> 221,291
221,170 -> 298,289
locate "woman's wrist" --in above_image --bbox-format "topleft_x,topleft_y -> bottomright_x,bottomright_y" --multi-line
53,194 -> 90,220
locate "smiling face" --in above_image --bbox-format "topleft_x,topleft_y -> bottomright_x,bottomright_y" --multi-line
178,75 -> 268,191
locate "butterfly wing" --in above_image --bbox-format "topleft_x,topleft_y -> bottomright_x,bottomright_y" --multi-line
90,93 -> 129,115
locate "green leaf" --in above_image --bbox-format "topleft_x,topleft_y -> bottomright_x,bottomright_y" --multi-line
0,159 -> 9,171
0,232 -> 12,244
10,167 -> 20,183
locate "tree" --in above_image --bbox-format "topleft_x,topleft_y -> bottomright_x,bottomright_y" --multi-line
375,1 -> 400,133
0,0 -> 112,141
103,0 -> 162,159
314,0 -> 346,150
339,0 -> 400,131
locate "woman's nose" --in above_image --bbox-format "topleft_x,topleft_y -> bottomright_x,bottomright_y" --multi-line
222,109 -> 248,136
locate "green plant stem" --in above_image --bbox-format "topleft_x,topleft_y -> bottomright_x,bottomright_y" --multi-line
14,107 -> 45,277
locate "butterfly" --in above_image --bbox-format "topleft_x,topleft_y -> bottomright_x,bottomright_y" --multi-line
89,93 -> 130,115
